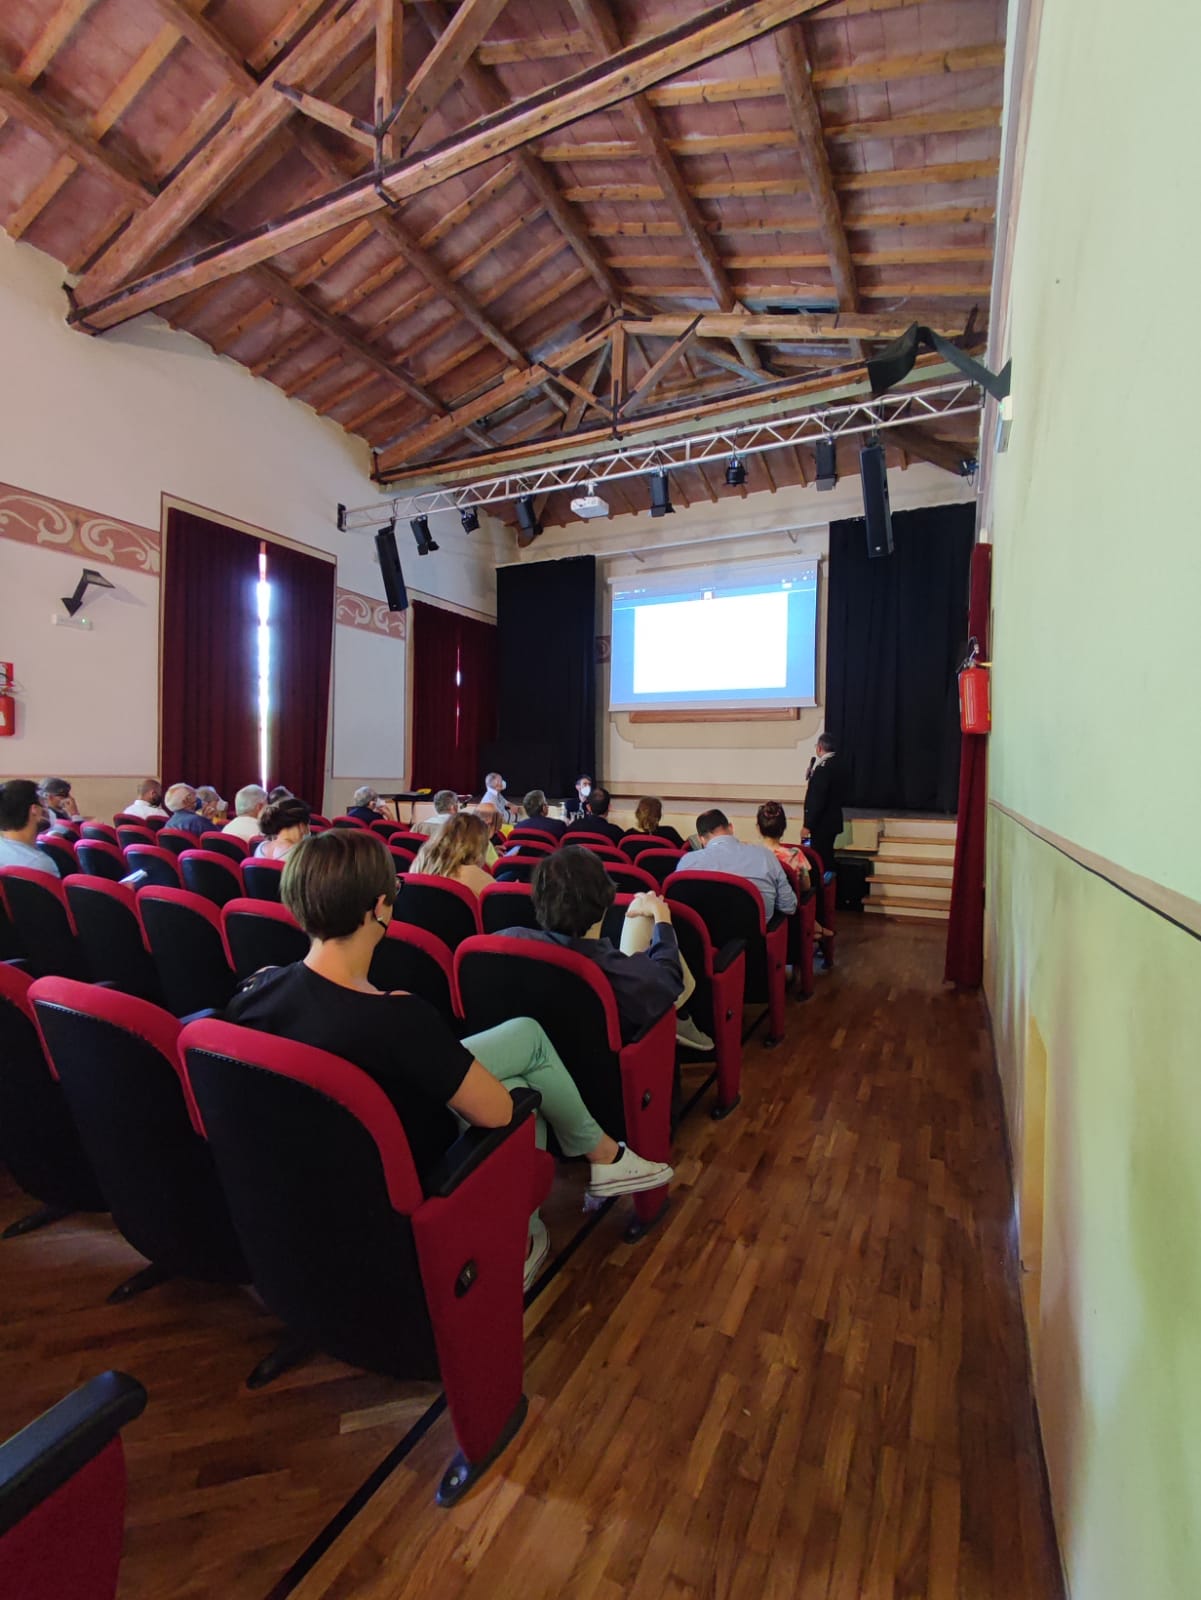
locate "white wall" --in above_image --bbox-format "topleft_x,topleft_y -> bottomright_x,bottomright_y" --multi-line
0,233 -> 504,809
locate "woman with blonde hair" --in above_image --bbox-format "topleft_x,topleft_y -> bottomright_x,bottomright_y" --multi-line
622,795 -> 685,850
411,811 -> 493,897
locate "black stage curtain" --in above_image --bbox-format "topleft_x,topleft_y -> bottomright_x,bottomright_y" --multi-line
495,556 -> 595,796
826,502 -> 974,813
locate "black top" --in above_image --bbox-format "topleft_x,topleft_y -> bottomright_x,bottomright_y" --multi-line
803,756 -> 845,848
623,824 -> 686,850
511,814 -> 567,841
224,963 -> 472,1186
167,808 -> 208,837
565,813 -> 625,846
346,805 -> 379,824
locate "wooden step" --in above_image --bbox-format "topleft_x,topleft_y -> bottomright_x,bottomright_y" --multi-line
864,899 -> 950,922
870,860 -> 954,884
876,844 -> 956,864
868,871 -> 955,890
869,882 -> 951,905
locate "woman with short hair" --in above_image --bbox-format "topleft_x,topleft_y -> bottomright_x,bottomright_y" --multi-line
225,829 -> 673,1286
254,797 -> 311,860
410,812 -> 493,897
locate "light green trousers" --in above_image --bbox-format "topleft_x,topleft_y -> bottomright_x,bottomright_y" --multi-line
461,1016 -> 604,1159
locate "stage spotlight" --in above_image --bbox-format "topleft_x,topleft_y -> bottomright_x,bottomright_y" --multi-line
649,470 -> 674,517
515,495 -> 542,545
410,515 -> 439,555
815,437 -> 838,492
725,455 -> 746,487
459,506 -> 480,534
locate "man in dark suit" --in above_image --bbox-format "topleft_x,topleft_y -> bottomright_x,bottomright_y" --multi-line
803,734 -> 844,876
565,785 -> 625,846
510,788 -> 567,841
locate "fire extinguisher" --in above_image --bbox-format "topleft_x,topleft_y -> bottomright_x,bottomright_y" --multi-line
958,638 -> 991,735
0,663 -> 14,738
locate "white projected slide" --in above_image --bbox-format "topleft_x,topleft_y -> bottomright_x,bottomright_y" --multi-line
633,592 -> 788,695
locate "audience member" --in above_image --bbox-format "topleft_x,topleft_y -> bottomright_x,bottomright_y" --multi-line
564,774 -> 593,819
623,796 -> 685,850
125,778 -> 167,820
223,785 -> 268,841
505,848 -> 712,1049
39,777 -> 80,821
480,771 -> 512,825
566,785 -> 625,846
347,786 -> 388,824
471,802 -> 503,862
510,788 -> 566,842
253,797 -> 311,860
410,812 -> 493,897
268,786 -> 293,804
803,733 -> 845,878
672,809 -> 797,919
196,786 -> 228,824
414,789 -> 459,836
163,783 -> 208,838
0,779 -> 58,877
225,830 -> 673,1284
757,801 -> 832,938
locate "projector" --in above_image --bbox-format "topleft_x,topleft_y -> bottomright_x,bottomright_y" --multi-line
571,492 -> 609,520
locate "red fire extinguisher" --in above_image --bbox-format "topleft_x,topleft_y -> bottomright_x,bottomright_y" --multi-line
0,663 -> 14,738
958,638 -> 991,735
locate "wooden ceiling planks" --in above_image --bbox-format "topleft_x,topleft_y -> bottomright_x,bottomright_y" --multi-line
0,0 -> 1003,498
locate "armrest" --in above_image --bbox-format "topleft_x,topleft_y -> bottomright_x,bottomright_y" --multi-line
626,1001 -> 675,1046
713,938 -> 746,974
766,912 -> 786,934
428,1086 -> 542,1199
0,1371 -> 146,1538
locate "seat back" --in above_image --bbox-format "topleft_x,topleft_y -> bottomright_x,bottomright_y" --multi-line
199,831 -> 248,863
479,882 -> 541,934
331,814 -> 369,830
309,815 -> 332,830
389,832 -> 429,855
561,838 -> 626,862
0,1371 -> 147,1600
490,855 -> 543,884
30,980 -> 247,1283
156,828 -> 196,856
138,888 -> 236,1017
620,834 -> 679,860
634,849 -> 684,887
800,844 -> 837,939
116,824 -> 156,852
64,878 -> 161,1003
113,812 -> 147,827
500,838 -> 553,858
604,862 -> 659,894
0,868 -> 85,979
240,857 -> 285,902
370,819 -> 403,839
222,900 -> 309,981
558,831 -> 615,850
75,840 -> 127,882
391,874 -> 482,950
0,964 -> 104,1214
455,936 -> 629,1135
179,850 -> 244,908
666,871 -> 777,1009
389,847 -> 416,876
367,921 -> 457,1022
36,835 -> 78,878
508,828 -> 559,851
179,1020 -> 439,1379
79,823 -> 119,845
122,845 -> 182,889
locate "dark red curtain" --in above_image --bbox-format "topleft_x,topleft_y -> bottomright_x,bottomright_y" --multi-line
268,541 -> 335,810
410,600 -> 497,795
161,509 -> 260,801
944,542 -> 992,987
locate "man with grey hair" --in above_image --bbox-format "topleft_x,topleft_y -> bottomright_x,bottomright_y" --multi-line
347,786 -> 388,824
164,782 -> 207,838
223,784 -> 268,842
480,771 -> 512,825
415,788 -> 459,837
510,787 -> 566,842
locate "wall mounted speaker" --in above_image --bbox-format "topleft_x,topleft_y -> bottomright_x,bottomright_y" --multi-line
858,441 -> 893,558
374,525 -> 409,612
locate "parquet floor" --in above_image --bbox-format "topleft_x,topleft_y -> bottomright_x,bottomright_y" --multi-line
0,920 -> 1063,1599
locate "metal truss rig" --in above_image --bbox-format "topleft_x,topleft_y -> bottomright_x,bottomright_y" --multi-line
338,380 -> 982,530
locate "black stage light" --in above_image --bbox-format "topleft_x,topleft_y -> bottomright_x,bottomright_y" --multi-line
515,495 -> 542,545
725,455 -> 746,487
460,506 -> 480,534
815,437 -> 838,492
649,470 -> 674,517
410,515 -> 439,555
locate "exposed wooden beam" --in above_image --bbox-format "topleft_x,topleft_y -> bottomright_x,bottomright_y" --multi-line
74,0 -> 379,306
562,160 -> 1000,204
384,0 -> 509,151
0,69 -> 154,208
586,205 -> 997,237
276,82 -> 376,146
619,315 -> 702,414
375,0 -> 399,158
609,323 -> 627,415
143,0 -> 257,92
71,0 -> 837,331
646,44 -> 1006,104
13,0 -> 97,85
563,343 -> 611,431
887,425 -> 976,476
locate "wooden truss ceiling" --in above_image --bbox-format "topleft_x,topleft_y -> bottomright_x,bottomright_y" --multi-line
0,0 -> 1002,528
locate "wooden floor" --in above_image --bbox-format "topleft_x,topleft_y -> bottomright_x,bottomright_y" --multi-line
0,920 -> 1064,1600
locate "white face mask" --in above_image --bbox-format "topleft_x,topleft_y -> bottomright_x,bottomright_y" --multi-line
579,784 -> 592,798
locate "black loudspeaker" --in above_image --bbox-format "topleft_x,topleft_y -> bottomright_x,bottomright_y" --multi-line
858,441 -> 893,558
374,525 -> 409,612
649,471 -> 674,517
815,437 -> 837,491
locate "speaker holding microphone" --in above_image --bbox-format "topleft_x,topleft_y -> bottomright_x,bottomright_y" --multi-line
858,439 -> 893,559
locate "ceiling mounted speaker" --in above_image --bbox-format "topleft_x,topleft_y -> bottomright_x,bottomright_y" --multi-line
815,437 -> 837,492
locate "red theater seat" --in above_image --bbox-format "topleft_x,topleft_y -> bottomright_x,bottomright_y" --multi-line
370,819 -> 403,839
155,828 -> 197,856
240,857 -> 284,902
490,855 -> 544,884
604,862 -> 659,895
0,1371 -> 147,1600
65,878 -> 161,1004
179,850 -> 243,909
116,825 -> 156,852
74,840 -> 126,883
79,823 -> 119,846
561,838 -> 626,863
137,888 -> 236,1018
179,1019 -> 550,1502
557,832 -> 615,851
35,835 -> 78,879
368,921 -> 458,1023
620,835 -> 680,860
121,845 -> 182,890
479,882 -> 541,935
199,831 -> 248,863
391,874 -> 482,950
665,901 -> 746,1119
631,849 -> 684,888
222,900 -> 308,981
666,871 -> 788,1047
506,828 -> 559,851
454,935 -> 675,1238
800,844 -> 836,967
331,815 -> 369,830
499,838 -> 554,858
0,869 -> 85,980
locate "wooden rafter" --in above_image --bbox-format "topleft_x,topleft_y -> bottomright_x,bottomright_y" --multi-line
618,316 -> 702,415
143,0 -> 256,93
375,0 -> 399,159
383,0 -> 509,150
562,343 -> 611,432
561,160 -> 1000,205
886,425 -> 976,476
12,0 -> 97,86
0,69 -> 152,208
70,0 -> 837,332
276,83 -> 376,146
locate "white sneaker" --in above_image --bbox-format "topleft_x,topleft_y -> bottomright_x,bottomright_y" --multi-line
587,1145 -> 674,1200
675,1013 -> 714,1051
524,1213 -> 550,1290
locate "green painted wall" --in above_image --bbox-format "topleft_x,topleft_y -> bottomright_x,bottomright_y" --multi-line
987,2 -> 1201,1597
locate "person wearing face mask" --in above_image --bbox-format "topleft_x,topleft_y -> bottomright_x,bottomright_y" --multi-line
480,771 -> 513,826
225,830 -> 674,1288
125,778 -> 168,821
565,774 -> 594,820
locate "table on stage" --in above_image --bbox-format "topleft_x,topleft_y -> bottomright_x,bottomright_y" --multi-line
378,792 -> 430,826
